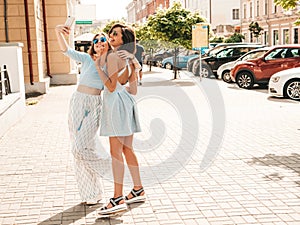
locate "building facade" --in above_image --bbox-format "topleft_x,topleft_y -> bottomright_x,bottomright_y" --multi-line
127,0 -> 171,24
0,0 -> 79,94
240,0 -> 300,45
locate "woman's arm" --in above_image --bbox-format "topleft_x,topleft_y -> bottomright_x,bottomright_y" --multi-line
126,64 -> 138,95
95,53 -> 118,92
55,25 -> 69,52
117,50 -> 142,71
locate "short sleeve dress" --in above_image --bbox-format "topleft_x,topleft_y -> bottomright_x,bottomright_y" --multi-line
100,60 -> 141,137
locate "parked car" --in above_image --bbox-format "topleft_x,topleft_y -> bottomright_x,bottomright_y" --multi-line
268,67 -> 300,101
161,50 -> 199,70
217,47 -> 270,83
186,43 -> 252,72
192,44 -> 264,78
230,44 -> 300,89
151,49 -> 174,66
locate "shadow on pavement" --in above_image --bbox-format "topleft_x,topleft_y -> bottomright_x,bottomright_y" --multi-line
37,203 -> 102,225
267,96 -> 300,104
248,153 -> 300,186
142,79 -> 195,87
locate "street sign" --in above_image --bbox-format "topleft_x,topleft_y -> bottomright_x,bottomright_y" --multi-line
76,20 -> 92,25
192,23 -> 209,50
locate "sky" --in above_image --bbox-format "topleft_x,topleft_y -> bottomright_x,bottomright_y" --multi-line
80,0 -> 132,20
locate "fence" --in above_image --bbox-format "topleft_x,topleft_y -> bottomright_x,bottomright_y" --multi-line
0,64 -> 12,100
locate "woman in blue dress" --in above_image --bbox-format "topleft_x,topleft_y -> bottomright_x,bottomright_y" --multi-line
95,24 -> 146,215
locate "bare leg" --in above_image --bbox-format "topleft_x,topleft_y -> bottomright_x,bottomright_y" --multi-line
105,136 -> 125,209
123,135 -> 144,198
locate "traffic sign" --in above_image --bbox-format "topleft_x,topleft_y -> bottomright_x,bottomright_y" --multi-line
76,20 -> 92,25
192,23 -> 209,50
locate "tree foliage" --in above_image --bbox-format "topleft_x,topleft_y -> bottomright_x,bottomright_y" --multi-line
224,33 -> 245,43
249,21 -> 263,38
274,0 -> 300,25
145,2 -> 205,49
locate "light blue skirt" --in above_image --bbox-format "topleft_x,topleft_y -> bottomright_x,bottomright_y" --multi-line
100,83 -> 141,137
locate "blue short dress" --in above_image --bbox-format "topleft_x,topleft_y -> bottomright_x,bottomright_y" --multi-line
100,60 -> 141,137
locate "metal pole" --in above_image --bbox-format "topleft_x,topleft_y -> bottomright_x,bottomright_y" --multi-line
4,0 -> 9,42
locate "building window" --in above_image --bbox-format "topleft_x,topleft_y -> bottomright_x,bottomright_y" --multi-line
265,0 -> 268,15
264,31 -> 268,45
273,30 -> 279,45
283,29 -> 289,44
256,0 -> 259,16
294,28 -> 299,44
250,2 -> 253,18
233,9 -> 239,20
243,4 -> 247,19
274,5 -> 277,13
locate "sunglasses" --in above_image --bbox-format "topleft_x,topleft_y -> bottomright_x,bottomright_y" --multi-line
93,36 -> 106,44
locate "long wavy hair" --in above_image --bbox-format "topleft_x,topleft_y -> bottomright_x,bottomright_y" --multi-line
108,23 -> 136,54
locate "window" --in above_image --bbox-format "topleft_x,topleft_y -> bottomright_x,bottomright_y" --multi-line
264,31 -> 269,45
265,0 -> 268,15
273,30 -> 279,45
233,9 -> 239,20
250,2 -> 253,18
256,0 -> 260,16
283,29 -> 289,44
294,28 -> 299,44
243,4 -> 247,19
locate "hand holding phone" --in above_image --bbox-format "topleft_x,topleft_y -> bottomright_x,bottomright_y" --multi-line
64,16 -> 75,27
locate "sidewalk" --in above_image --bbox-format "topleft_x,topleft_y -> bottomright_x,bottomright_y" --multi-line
0,66 -> 299,225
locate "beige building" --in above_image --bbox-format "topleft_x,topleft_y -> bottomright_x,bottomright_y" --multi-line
240,0 -> 300,45
0,0 -> 79,94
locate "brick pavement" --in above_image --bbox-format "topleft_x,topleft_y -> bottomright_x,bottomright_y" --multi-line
0,66 -> 299,225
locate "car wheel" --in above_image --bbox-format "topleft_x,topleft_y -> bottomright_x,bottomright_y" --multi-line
165,62 -> 173,70
192,60 -> 200,76
222,70 -> 233,83
283,79 -> 300,101
155,58 -> 163,67
200,64 -> 211,78
236,71 -> 254,89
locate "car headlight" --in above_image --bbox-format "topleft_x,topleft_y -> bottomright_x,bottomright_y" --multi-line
271,76 -> 280,83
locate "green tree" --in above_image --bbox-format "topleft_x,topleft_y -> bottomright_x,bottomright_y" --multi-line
274,0 -> 300,25
224,33 -> 245,43
249,21 -> 263,42
210,36 -> 224,43
145,2 -> 205,78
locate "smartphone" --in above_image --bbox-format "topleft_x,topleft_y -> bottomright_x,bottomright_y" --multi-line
64,16 -> 75,27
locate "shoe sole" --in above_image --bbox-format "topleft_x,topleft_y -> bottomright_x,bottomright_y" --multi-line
125,195 -> 146,204
98,204 -> 127,215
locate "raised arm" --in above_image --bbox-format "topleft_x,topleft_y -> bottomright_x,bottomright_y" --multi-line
55,25 -> 70,52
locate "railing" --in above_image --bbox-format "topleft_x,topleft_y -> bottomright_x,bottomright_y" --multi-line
0,64 -> 12,100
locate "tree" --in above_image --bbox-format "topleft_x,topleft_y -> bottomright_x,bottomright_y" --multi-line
224,33 -> 245,43
274,0 -> 300,25
249,21 -> 263,42
145,2 -> 205,78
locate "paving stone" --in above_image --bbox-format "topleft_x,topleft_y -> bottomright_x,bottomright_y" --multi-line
0,67 -> 299,224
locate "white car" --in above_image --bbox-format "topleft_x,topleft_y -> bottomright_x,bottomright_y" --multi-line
269,67 -> 300,101
217,47 -> 270,83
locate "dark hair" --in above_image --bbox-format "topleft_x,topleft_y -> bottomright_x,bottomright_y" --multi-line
88,32 -> 112,57
108,23 -> 136,54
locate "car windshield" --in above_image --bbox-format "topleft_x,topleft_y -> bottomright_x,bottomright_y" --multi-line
216,48 -> 233,58
241,50 -> 268,61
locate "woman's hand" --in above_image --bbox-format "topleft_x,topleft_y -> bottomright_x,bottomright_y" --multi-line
117,50 -> 134,60
55,25 -> 70,36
